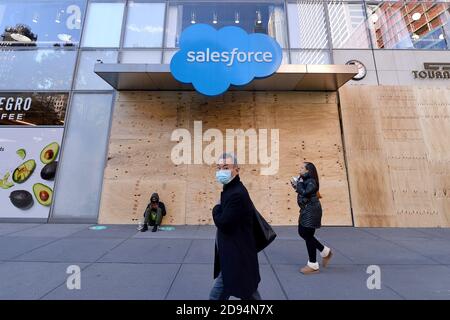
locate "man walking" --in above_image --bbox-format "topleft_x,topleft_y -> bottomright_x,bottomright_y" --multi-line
209,153 -> 261,300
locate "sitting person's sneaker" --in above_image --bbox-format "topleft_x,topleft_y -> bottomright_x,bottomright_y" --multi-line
140,224 -> 148,232
152,225 -> 158,232
321,247 -> 333,268
300,261 -> 320,274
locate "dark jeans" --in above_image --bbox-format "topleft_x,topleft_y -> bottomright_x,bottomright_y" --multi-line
298,225 -> 324,263
209,273 -> 262,300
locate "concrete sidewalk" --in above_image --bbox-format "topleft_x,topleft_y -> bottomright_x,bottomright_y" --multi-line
0,223 -> 449,300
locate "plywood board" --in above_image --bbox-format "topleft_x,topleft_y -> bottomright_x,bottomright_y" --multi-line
99,91 -> 352,226
339,85 -> 450,227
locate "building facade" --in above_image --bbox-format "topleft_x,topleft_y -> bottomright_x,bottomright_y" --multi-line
0,0 -> 449,227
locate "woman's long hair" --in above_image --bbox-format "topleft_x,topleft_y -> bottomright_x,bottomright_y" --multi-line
304,162 -> 321,198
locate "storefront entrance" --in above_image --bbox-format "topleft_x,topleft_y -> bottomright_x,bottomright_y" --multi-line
98,91 -> 353,226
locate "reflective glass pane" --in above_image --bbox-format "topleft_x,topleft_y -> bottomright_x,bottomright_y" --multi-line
290,50 -> 331,64
75,50 -> 118,90
52,93 -> 113,220
287,1 -> 329,49
282,49 -> 289,64
82,1 -> 125,47
327,1 -> 370,48
0,49 -> 76,90
0,0 -> 85,47
163,49 -> 176,64
165,1 -> 288,48
120,50 -> 162,63
124,2 -> 165,48
366,1 -> 450,49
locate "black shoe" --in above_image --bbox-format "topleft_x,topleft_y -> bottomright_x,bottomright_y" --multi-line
140,225 -> 148,232
152,225 -> 158,232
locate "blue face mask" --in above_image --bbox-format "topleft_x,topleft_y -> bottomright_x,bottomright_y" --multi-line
216,169 -> 233,185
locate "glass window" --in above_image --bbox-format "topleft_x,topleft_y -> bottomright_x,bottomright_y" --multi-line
75,50 -> 118,90
165,1 -> 288,48
124,2 -> 165,48
163,49 -> 177,64
327,2 -> 370,49
120,50 -> 162,63
0,0 -> 85,47
0,49 -> 76,90
290,50 -> 331,64
366,1 -> 450,49
282,50 -> 290,64
287,1 -> 329,49
51,93 -> 114,221
81,1 -> 125,48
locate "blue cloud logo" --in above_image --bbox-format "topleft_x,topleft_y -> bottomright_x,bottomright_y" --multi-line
170,24 -> 283,96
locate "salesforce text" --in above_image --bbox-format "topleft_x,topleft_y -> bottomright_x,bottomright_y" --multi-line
187,48 -> 273,66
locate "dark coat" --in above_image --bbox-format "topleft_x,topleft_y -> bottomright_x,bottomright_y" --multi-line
296,173 -> 322,229
212,175 -> 260,299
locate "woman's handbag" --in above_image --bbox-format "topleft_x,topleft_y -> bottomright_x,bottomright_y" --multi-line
253,205 -> 277,252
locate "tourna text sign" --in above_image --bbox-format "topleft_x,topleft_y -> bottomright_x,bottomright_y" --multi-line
0,92 -> 68,126
412,62 -> 450,80
170,24 -> 283,96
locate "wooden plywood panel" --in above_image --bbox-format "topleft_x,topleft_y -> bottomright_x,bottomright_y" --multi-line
99,91 -> 352,226
340,85 -> 450,227
99,179 -> 186,225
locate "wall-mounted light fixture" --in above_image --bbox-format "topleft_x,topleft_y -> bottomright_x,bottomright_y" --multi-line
412,12 -> 421,21
55,11 -> 62,23
256,10 -> 262,24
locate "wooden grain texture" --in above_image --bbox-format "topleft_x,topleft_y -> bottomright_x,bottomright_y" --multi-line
99,91 -> 352,225
339,85 -> 450,227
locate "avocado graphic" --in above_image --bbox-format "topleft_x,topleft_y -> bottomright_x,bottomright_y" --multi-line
16,148 -> 26,160
40,161 -> 58,181
40,142 -> 59,164
12,159 -> 36,184
9,190 -> 34,209
33,183 -> 53,207
0,172 -> 14,189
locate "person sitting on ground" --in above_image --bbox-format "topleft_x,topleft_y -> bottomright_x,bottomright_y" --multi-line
141,193 -> 166,232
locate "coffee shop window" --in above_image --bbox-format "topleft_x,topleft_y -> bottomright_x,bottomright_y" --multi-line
0,0 -> 86,47
165,0 -> 288,48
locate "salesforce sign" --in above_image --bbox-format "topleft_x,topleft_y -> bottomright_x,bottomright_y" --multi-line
170,24 -> 283,96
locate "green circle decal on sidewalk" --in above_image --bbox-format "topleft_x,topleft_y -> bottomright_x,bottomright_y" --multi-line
89,226 -> 108,231
159,226 -> 175,231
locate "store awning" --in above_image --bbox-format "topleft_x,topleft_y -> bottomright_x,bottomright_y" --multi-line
94,63 -> 358,91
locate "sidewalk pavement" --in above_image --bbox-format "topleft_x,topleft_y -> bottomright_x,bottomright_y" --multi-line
0,223 -> 449,300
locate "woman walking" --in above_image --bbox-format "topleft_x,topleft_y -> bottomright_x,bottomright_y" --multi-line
291,162 -> 332,274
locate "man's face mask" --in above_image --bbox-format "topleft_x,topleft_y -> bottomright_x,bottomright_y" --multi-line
216,169 -> 233,185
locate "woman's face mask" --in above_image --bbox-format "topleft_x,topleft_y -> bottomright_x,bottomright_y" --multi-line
216,169 -> 233,185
